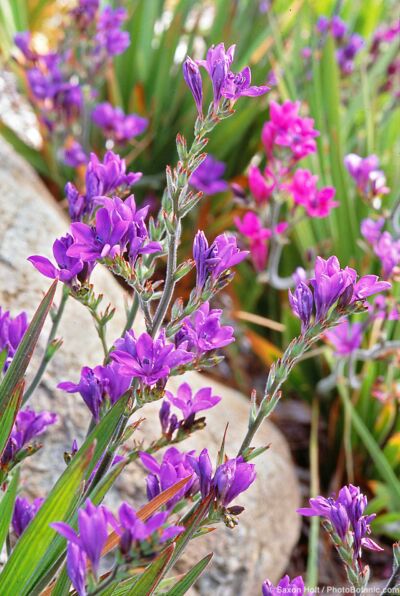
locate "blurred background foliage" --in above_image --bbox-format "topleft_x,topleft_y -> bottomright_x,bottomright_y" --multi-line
0,0 -> 400,582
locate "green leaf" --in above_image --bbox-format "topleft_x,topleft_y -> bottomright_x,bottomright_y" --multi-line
163,553 -> 213,596
0,380 -> 24,459
0,469 -> 19,552
125,544 -> 175,596
0,280 -> 57,411
0,441 -> 94,594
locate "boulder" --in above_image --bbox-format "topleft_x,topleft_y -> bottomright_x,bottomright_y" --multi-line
0,137 -> 301,594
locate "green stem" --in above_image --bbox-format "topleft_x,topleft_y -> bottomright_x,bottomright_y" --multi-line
23,285 -> 69,403
306,398 -> 320,588
122,293 -> 139,336
381,562 -> 400,596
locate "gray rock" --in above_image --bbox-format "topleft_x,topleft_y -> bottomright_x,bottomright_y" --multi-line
0,137 -> 301,594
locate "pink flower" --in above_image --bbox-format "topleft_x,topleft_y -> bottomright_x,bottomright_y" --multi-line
248,165 -> 275,204
262,100 -> 319,161
286,169 -> 338,218
235,212 -> 271,271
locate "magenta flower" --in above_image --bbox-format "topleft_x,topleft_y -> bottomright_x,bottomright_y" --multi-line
248,165 -> 275,204
298,485 -> 383,560
262,100 -> 319,161
95,6 -> 130,56
221,66 -> 269,102
175,302 -> 234,354
262,575 -> 311,596
189,155 -> 228,195
111,330 -> 193,385
183,56 -> 203,117
0,308 -> 28,371
52,499 -> 112,583
12,496 -> 44,538
67,207 -> 129,262
344,153 -> 389,198
139,447 -> 197,507
325,319 -> 363,356
165,382 -> 221,421
29,234 -> 86,284
1,408 -> 57,466
193,231 -> 248,290
58,362 -> 131,421
235,212 -> 271,271
92,102 -> 148,144
213,457 -> 256,507
287,169 -> 338,218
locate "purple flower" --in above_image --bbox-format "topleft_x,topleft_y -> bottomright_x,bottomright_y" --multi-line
159,400 -> 179,436
1,408 -> 57,466
62,141 -> 87,167
12,496 -> 44,538
175,302 -> 234,354
66,543 -> 87,596
183,57 -> 203,117
298,485 -> 383,560
139,447 -> 197,507
71,0 -> 99,29
331,16 -> 348,39
0,308 -> 28,371
198,43 -> 235,107
111,330 -> 193,386
325,319 -> 363,356
213,457 -> 256,507
352,275 -> 392,301
262,575 -> 311,596
95,7 -> 130,56
28,234 -> 86,284
337,34 -> 364,74
221,66 -> 269,102
288,282 -> 314,332
92,102 -> 148,144
374,232 -> 400,278
193,231 -> 248,290
165,382 -> 221,421
188,448 -> 213,498
189,155 -> 228,195
361,218 -> 385,245
344,153 -> 389,198
58,362 -> 130,421
52,499 -> 113,582
67,207 -> 129,262
115,502 -> 183,548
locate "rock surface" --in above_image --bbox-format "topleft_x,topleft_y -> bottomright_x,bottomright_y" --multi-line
0,137 -> 301,594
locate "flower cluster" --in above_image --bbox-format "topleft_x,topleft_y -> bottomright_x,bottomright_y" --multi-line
298,485 -> 383,568
160,382 -> 221,431
52,498 -> 183,595
344,153 -> 389,203
317,16 -> 364,74
183,43 -> 269,117
0,308 -> 28,372
235,101 -> 336,275
361,218 -> 400,279
92,102 -> 148,145
12,496 -> 44,538
289,256 -> 391,331
1,408 -> 57,468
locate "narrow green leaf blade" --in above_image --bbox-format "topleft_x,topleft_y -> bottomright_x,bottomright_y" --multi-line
0,380 -> 24,459
0,469 -> 19,552
163,553 -> 213,596
0,280 -> 57,410
126,544 -> 175,596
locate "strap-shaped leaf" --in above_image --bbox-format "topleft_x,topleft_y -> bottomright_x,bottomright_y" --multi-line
0,441 -> 94,593
0,380 -> 24,459
0,469 -> 19,553
0,280 -> 57,411
163,553 -> 213,596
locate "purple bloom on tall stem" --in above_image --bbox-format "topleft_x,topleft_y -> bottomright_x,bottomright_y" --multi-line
28,234 -> 85,284
183,57 -> 203,117
361,218 -> 385,245
325,319 -> 363,356
344,153 -> 388,198
95,6 -> 130,56
221,66 -> 269,102
139,447 -> 197,507
12,496 -> 44,538
288,282 -> 313,332
58,362 -> 130,421
67,543 -> 87,596
262,575 -> 311,596
62,141 -> 87,167
0,308 -> 28,371
213,457 -> 256,507
198,43 -> 236,108
2,408 -> 57,466
111,330 -> 193,385
193,231 -> 248,291
115,502 -> 183,548
92,102 -> 148,144
189,155 -> 228,195
188,448 -> 213,498
175,302 -> 234,355
165,382 -> 221,421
